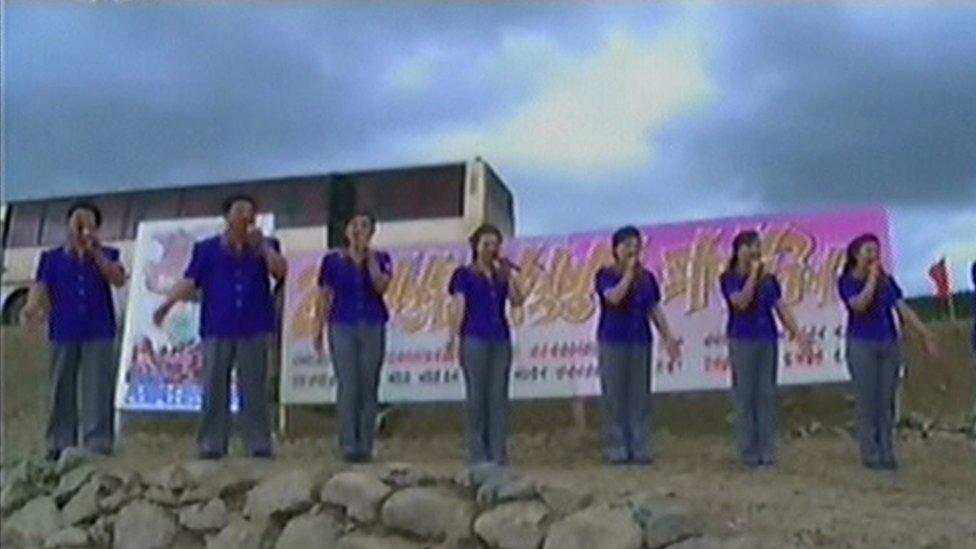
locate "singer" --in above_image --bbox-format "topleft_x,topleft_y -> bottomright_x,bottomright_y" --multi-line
448,224 -> 528,464
838,233 -> 937,471
312,211 -> 392,463
153,194 -> 287,460
720,230 -> 811,469
21,201 -> 128,461
594,226 -> 680,465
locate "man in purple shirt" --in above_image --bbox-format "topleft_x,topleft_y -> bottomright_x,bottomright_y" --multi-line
837,233 -> 937,471
720,230 -> 810,469
448,224 -> 530,464
154,194 -> 287,459
312,212 -> 392,463
22,201 -> 128,461
594,226 -> 680,465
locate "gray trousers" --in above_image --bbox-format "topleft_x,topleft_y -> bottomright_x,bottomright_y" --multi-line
460,337 -> 513,464
728,339 -> 778,465
328,323 -> 386,457
598,343 -> 652,461
846,339 -> 901,465
199,335 -> 272,456
46,340 -> 116,454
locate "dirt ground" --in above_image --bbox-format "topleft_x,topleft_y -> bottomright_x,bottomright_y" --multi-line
2,322 -> 975,548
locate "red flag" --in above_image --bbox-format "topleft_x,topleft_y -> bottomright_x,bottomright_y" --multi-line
928,258 -> 951,301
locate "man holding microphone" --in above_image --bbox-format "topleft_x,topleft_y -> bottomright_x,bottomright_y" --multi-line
22,201 -> 128,461
153,194 -> 286,459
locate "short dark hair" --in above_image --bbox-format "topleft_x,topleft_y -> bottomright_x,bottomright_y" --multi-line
469,223 -> 503,260
611,225 -> 641,249
221,193 -> 258,215
66,201 -> 102,227
842,233 -> 881,274
727,230 -> 761,272
346,210 -> 377,228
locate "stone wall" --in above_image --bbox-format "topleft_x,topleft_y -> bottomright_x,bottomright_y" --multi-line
1,450 -> 764,549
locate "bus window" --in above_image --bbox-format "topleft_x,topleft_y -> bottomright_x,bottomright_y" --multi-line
125,191 -> 181,238
5,202 -> 45,247
93,195 -> 129,241
291,180 -> 329,228
39,200 -> 72,247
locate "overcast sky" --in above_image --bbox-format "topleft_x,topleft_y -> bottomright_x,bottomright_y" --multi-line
3,3 -> 975,295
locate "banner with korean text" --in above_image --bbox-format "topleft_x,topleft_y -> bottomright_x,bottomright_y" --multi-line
280,209 -> 890,404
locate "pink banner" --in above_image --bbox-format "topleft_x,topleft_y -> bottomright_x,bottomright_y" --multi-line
281,208 -> 890,404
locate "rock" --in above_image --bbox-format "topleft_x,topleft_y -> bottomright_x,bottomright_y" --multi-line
100,489 -> 133,514
179,498 -> 229,532
454,462 -> 504,489
144,486 -> 181,507
182,461 -> 222,485
113,500 -> 178,549
5,496 -> 63,544
381,487 -> 475,541
274,513 -> 341,549
543,504 -> 642,549
474,500 -> 548,549
62,480 -> 101,525
380,462 -> 436,488
54,465 -> 96,505
538,484 -> 591,515
663,537 -> 730,549
44,527 -> 89,548
147,464 -> 191,492
623,492 -> 703,549
643,512 -> 704,549
320,471 -> 392,522
55,448 -> 89,477
1,476 -> 35,516
337,533 -> 425,549
207,517 -> 271,549
180,485 -> 219,505
171,529 -> 206,549
87,514 -> 115,547
244,469 -> 316,519
476,470 -> 536,506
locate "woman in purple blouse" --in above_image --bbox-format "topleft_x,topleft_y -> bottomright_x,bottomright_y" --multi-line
447,224 -> 529,465
720,230 -> 810,469
838,233 -> 937,471
594,226 -> 680,465
312,212 -> 392,463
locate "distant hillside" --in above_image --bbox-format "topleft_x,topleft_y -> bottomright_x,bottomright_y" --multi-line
904,290 -> 975,322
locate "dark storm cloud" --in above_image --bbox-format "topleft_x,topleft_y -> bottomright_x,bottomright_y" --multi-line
2,3 -> 598,200
653,4 -> 976,209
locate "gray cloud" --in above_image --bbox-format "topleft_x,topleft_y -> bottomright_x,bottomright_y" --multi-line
652,4 -> 976,209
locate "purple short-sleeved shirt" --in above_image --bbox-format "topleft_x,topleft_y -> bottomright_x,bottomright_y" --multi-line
594,267 -> 661,344
449,265 -> 510,341
720,272 -> 783,340
838,272 -> 904,342
184,235 -> 278,339
36,246 -> 121,342
318,250 -> 392,325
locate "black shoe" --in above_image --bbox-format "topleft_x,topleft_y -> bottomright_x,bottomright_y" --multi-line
198,450 -> 224,461
630,455 -> 655,466
342,452 -> 361,463
863,459 -> 883,470
45,449 -> 61,462
251,449 -> 274,460
607,456 -> 630,466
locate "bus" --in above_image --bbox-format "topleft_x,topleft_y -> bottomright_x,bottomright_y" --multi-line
0,158 -> 515,324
